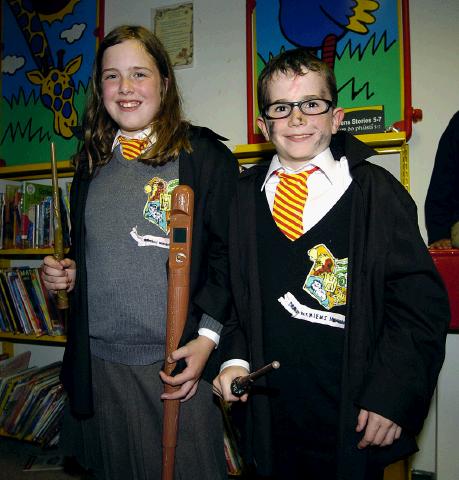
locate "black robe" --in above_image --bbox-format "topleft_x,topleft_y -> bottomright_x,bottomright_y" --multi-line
61,126 -> 239,416
220,131 -> 449,479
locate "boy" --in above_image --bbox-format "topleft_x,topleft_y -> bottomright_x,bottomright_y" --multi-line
214,48 -> 449,480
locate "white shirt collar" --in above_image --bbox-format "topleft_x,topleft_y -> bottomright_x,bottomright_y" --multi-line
111,127 -> 155,152
261,147 -> 340,191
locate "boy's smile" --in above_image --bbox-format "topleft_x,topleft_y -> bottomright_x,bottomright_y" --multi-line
257,69 -> 344,170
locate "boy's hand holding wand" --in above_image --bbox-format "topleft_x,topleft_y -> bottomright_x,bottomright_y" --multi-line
213,361 -> 280,402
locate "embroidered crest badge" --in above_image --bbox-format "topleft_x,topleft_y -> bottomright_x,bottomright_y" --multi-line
303,244 -> 348,310
143,177 -> 179,234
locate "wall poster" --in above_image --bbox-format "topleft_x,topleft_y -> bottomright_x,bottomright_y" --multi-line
0,0 -> 105,166
246,0 -> 413,143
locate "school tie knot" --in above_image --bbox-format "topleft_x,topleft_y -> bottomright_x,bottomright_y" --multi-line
272,166 -> 319,241
118,136 -> 149,160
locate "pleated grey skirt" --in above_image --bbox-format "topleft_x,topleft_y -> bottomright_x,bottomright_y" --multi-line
60,355 -> 227,480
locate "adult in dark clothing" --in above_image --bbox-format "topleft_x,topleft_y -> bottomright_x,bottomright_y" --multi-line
425,111 -> 459,248
214,48 -> 449,480
41,26 -> 239,480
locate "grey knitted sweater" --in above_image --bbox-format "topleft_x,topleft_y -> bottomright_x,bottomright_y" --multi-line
85,147 -> 179,364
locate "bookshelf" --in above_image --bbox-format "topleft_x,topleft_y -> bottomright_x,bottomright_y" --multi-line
0,163 -> 72,447
0,245 -> 69,356
0,162 -> 73,358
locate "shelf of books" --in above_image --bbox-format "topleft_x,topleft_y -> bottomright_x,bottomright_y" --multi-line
1,165 -> 71,446
0,264 -> 67,340
0,351 -> 66,447
1,178 -> 71,251
1,169 -> 71,340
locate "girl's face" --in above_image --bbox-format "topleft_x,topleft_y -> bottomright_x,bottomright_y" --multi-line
101,39 -> 164,136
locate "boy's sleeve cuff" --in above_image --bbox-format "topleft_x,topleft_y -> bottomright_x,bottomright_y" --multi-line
198,328 -> 220,348
220,359 -> 250,373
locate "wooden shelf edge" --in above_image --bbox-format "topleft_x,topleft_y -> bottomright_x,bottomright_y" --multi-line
0,430 -> 25,440
233,131 -> 407,164
0,161 -> 74,180
0,248 -> 69,256
0,333 -> 66,345
0,430 -> 43,445
357,131 -> 406,148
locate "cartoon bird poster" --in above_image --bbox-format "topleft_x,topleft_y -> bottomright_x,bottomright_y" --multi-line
0,0 -> 104,166
247,0 -> 409,143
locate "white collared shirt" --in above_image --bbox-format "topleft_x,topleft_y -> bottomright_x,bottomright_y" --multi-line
261,147 -> 352,233
111,127 -> 155,153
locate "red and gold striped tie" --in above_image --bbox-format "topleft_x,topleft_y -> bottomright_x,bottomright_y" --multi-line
118,136 -> 149,160
272,167 -> 319,240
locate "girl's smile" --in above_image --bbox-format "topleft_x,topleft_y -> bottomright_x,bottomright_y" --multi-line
102,39 -> 165,136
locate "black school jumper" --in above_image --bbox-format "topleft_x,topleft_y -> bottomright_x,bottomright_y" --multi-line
256,178 -> 352,478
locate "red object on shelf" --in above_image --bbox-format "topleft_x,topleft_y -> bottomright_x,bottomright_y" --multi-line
430,249 -> 459,331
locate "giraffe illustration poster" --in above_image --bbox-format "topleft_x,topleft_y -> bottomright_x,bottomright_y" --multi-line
0,0 -> 104,166
246,0 -> 411,143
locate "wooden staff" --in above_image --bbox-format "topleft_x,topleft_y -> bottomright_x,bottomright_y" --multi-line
50,142 -> 69,310
162,185 -> 194,480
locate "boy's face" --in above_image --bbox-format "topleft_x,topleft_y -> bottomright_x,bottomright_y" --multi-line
257,69 -> 344,169
101,39 -> 164,136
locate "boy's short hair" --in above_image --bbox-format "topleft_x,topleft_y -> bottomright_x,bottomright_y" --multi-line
257,48 -> 338,116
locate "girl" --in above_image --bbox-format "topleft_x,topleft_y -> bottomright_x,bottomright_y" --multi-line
42,25 -> 239,480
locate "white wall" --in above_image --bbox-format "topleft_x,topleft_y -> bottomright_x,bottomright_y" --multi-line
406,5 -> 459,475
105,0 -> 247,148
437,335 -> 459,480
409,0 -> 459,240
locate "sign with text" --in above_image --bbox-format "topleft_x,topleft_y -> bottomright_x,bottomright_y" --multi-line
340,106 -> 385,135
153,3 -> 193,69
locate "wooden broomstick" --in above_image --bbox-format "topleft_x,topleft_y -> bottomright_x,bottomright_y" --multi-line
162,185 -> 194,480
50,142 -> 69,310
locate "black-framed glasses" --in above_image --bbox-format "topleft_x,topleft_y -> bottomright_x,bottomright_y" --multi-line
264,98 -> 333,119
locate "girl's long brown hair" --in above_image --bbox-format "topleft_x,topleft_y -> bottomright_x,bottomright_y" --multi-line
76,25 -> 191,172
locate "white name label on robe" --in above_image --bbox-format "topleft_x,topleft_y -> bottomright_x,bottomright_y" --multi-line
278,292 -> 346,329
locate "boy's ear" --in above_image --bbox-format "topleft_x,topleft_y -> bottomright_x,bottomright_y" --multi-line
256,116 -> 270,141
331,107 -> 345,134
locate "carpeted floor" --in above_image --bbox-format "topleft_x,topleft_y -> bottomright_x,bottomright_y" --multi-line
0,438 -> 91,480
